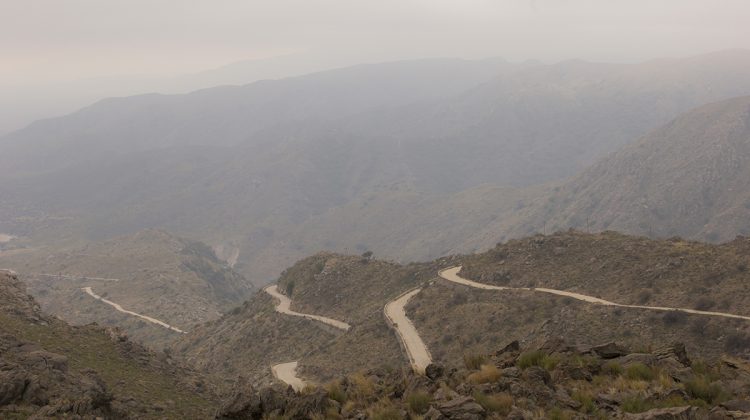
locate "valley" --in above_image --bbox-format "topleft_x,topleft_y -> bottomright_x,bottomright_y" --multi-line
2,41 -> 750,418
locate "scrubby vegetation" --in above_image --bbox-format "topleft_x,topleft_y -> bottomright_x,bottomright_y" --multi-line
217,339 -> 750,419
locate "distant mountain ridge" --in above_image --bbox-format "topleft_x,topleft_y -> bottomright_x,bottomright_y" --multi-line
2,51 -> 750,282
467,95 -> 750,246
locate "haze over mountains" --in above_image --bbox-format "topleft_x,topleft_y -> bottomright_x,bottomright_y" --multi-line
2,50 -> 750,285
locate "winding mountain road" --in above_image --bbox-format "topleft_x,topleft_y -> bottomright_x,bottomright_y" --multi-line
439,266 -> 750,321
264,285 -> 351,330
383,288 -> 432,374
82,287 -> 186,333
264,284 -> 352,389
271,361 -> 306,391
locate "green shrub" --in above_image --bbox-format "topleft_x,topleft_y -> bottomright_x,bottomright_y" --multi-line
685,376 -> 727,404
406,391 -> 431,414
625,363 -> 655,381
601,361 -> 623,376
325,381 -> 347,404
463,354 -> 487,370
517,350 -> 559,370
473,392 -> 513,415
621,395 -> 650,413
572,390 -> 595,413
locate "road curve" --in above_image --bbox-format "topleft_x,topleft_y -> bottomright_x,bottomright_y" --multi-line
271,361 -> 306,391
81,287 -> 186,333
264,285 -> 351,331
439,267 -> 750,321
384,288 -> 432,375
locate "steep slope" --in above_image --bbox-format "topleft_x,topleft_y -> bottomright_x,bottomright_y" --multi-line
0,270 -> 216,417
175,232 -> 750,389
3,51 -> 750,283
473,95 -> 750,245
0,229 -> 252,347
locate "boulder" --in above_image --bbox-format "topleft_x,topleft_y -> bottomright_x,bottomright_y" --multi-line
623,406 -> 698,419
591,342 -> 629,359
523,366 -> 551,386
437,396 -> 486,420
720,400 -> 750,413
426,364 -> 445,381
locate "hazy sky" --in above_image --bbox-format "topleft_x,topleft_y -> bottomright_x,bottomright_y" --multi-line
3,0 -> 750,86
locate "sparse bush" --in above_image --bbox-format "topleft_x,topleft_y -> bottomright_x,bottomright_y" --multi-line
518,350 -> 558,371
662,310 -> 687,325
690,318 -> 708,336
625,363 -> 655,381
738,262 -> 748,272
694,297 -> 716,310
450,291 -> 468,306
572,390 -> 595,413
601,361 -> 623,376
547,406 -> 572,420
621,395 -> 650,413
467,364 -> 502,384
685,376 -> 727,404
473,392 -> 513,414
326,381 -> 347,404
637,290 -> 652,304
463,354 -> 487,370
406,391 -> 431,414
370,405 -> 401,420
350,372 -> 375,399
724,332 -> 750,354
285,280 -> 295,296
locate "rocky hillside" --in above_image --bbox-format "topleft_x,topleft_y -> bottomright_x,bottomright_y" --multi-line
474,95 -> 750,245
0,270 -> 216,418
174,232 -> 750,394
172,253 -> 441,386
216,339 -> 750,419
3,51 -> 750,283
0,229 -> 252,347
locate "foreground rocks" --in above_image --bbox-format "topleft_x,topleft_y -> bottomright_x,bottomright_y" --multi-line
217,339 -> 750,419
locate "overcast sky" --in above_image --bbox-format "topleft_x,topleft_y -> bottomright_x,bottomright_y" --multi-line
3,0 -> 750,86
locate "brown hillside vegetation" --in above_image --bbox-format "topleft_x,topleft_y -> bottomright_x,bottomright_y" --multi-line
175,232 -> 750,393
216,339 -> 750,419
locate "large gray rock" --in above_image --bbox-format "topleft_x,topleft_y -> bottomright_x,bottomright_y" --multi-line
591,342 -> 629,359
437,396 -> 486,420
623,406 -> 698,419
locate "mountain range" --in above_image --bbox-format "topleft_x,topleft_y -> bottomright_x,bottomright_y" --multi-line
3,50 -> 750,284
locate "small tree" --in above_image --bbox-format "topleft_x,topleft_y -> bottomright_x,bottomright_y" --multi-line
361,250 -> 373,259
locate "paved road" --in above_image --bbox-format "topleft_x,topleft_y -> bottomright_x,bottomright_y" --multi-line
82,287 -> 186,333
271,361 -> 306,391
384,288 -> 432,375
264,285 -> 351,330
439,266 -> 750,321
